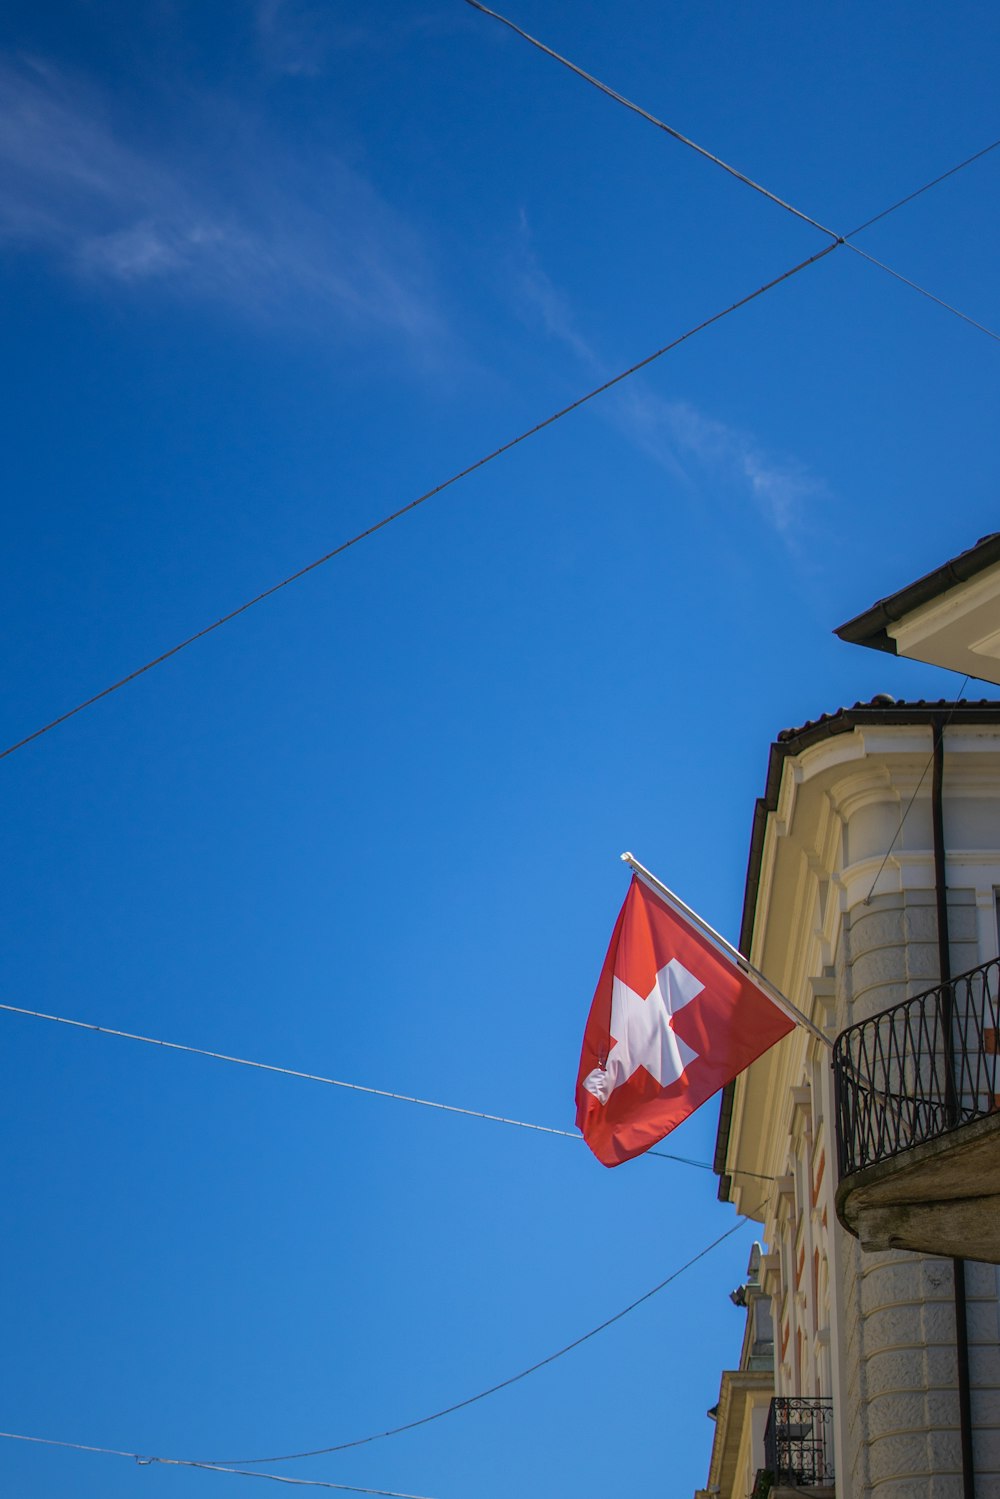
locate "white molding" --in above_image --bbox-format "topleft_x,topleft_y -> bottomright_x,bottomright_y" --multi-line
890,559 -> 1000,657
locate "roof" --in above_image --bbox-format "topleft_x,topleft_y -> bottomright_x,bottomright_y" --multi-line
835,534 -> 1000,656
714,696 -> 1000,1196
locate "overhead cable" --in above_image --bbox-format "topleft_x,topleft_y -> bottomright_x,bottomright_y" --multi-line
463,0 -> 1000,339
157,1466 -> 434,1494
461,0 -> 839,240
0,1434 -> 434,1498
200,1217 -> 749,1466
0,1216 -> 748,1481
0,999 -> 767,1173
843,247 -> 1000,343
845,139 -> 1000,237
863,679 -> 971,904
3,31 -> 996,765
0,241 -> 837,764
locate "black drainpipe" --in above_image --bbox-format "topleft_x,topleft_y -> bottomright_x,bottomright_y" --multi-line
932,716 -> 976,1499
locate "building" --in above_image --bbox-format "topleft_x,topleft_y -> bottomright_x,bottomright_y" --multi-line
694,1243 -> 778,1499
835,532 -> 1000,687
697,536 -> 1000,1499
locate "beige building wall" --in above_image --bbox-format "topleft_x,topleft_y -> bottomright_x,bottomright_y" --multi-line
719,711 -> 1000,1498
695,1245 -> 775,1499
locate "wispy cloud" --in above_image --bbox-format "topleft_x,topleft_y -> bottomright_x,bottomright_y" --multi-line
614,387 -> 826,538
255,0 -> 337,77
254,1 -> 460,77
0,54 -> 448,349
510,215 -> 828,541
510,211 -> 598,367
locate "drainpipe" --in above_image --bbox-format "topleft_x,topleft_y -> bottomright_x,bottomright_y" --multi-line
932,716 -> 975,1499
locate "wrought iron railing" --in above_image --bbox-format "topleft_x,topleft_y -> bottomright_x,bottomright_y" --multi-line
834,957 -> 1000,1177
750,1469 -> 773,1499
762,1396 -> 834,1487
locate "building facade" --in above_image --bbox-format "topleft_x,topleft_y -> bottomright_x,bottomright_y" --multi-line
703,698 -> 1000,1498
695,1243 -> 777,1499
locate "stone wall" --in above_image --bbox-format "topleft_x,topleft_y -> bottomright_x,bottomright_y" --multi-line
837,889 -> 978,1029
837,886 -> 1000,1497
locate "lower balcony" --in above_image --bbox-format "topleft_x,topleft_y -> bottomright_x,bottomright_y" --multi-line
833,957 -> 1000,1262
751,1397 -> 835,1497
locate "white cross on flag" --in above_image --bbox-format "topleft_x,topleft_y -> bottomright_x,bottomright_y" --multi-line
576,875 -> 795,1166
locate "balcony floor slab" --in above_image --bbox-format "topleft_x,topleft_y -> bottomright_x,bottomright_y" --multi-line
836,1111 -> 1000,1261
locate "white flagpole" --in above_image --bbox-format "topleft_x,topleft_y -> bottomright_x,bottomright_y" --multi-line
620,851 -> 833,1050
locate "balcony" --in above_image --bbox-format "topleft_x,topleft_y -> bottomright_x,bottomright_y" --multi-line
833,957 -> 1000,1261
751,1397 -> 835,1496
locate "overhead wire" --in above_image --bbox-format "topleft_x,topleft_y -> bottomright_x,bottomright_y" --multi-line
0,1434 -> 434,1499
841,246 -> 1000,343
0,240 -> 838,763
156,1469 -> 434,1495
461,0 -> 840,240
862,680 -> 971,904
6,24 -> 974,1489
5,14 -> 968,1441
200,1217 -> 750,1466
2,51 -> 996,762
156,1467 -> 435,1495
0,20 -> 993,770
463,0 -> 1000,339
845,139 -> 1000,237
0,1216 -> 750,1480
0,999 -> 773,1178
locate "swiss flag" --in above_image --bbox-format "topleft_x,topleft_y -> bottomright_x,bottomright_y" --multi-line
576,875 -> 795,1166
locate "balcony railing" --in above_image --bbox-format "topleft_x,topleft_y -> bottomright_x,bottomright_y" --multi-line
833,957 -> 1000,1178
761,1396 -> 834,1488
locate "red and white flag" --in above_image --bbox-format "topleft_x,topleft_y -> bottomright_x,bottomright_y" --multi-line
576,874 -> 795,1167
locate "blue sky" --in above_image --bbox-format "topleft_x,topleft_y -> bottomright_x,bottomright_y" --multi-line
1,2 -> 998,1496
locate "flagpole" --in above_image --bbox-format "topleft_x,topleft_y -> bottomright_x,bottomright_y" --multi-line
620,852 -> 833,1050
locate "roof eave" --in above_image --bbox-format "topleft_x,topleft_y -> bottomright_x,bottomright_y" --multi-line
835,533 -> 1000,653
